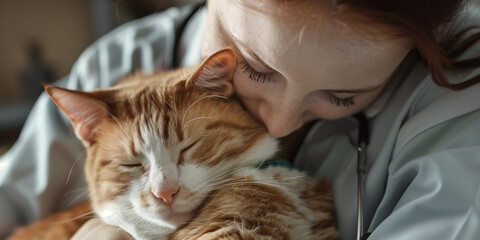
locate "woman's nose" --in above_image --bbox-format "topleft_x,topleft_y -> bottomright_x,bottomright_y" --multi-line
258,101 -> 304,138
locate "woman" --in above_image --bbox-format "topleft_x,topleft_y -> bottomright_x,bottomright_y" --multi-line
1,0 -> 479,239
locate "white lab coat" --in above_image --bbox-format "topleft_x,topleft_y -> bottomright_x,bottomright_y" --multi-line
0,4 -> 479,240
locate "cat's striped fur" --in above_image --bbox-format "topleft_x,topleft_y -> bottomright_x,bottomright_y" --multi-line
8,49 -> 337,240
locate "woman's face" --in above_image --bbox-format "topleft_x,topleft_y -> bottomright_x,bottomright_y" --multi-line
202,0 -> 413,137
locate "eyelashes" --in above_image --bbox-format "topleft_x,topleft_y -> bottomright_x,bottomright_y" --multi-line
240,61 -> 356,107
240,62 -> 272,83
328,94 -> 355,107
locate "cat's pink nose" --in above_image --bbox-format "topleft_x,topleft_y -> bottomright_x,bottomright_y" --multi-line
153,186 -> 179,206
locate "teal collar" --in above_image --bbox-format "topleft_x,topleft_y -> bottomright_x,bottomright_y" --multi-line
255,159 -> 292,169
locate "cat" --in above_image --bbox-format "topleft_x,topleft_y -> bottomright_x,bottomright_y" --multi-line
8,48 -> 338,240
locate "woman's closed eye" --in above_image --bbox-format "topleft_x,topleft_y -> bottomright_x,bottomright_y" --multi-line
327,93 -> 356,107
240,61 -> 272,83
240,60 -> 357,108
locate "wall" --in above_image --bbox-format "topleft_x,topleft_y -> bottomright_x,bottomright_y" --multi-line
0,0 -> 94,103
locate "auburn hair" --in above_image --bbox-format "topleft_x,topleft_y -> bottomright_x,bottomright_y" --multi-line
331,0 -> 480,90
239,0 -> 480,90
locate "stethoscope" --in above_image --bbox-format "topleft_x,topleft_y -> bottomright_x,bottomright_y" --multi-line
355,112 -> 371,240
174,4 -> 373,239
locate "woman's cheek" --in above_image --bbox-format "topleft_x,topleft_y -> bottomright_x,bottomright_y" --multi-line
232,70 -> 261,99
231,71 -> 267,122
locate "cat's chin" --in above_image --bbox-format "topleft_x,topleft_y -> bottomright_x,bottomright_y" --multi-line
164,210 -> 193,225
96,202 -> 191,235
142,207 -> 193,227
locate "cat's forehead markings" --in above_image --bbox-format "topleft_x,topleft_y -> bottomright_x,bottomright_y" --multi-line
113,134 -> 134,156
138,123 -> 175,164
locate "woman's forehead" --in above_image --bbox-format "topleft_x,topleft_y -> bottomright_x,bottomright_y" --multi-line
213,0 -> 412,90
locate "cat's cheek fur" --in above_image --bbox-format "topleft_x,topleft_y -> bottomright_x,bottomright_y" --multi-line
174,164 -> 218,212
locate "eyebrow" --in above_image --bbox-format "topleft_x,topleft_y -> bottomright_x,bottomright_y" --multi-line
218,22 -> 275,72
234,39 -> 276,72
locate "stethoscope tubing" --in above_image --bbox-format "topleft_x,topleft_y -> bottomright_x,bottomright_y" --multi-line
355,113 -> 370,240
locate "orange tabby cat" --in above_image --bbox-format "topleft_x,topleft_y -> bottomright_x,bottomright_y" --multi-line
8,49 -> 338,240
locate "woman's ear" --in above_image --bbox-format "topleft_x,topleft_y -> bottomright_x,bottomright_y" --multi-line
186,48 -> 236,97
44,85 -> 109,146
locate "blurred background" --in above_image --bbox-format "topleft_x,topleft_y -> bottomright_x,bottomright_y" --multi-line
0,0 -> 196,155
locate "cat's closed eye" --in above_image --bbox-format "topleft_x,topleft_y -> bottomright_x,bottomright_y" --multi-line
178,141 -> 200,165
121,163 -> 143,168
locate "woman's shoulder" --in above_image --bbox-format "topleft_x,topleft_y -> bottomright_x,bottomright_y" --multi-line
94,4 -> 199,45
390,59 -> 480,168
370,27 -> 480,165
396,12 -> 480,147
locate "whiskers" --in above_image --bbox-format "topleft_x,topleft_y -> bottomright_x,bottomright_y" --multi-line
66,149 -> 87,186
56,210 -> 96,225
187,155 -> 314,204
181,95 -> 228,127
182,117 -> 215,130
64,187 -> 90,206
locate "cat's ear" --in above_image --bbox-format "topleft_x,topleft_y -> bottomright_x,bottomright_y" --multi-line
187,48 -> 236,97
44,85 -> 108,146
